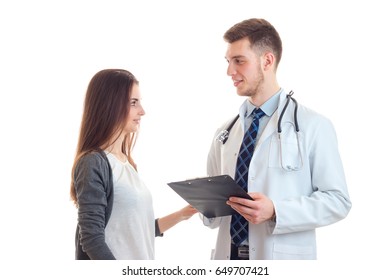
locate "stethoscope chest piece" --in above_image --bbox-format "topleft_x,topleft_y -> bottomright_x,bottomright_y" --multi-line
216,129 -> 230,144
216,114 -> 240,144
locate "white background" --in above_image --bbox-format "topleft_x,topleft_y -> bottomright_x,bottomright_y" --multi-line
1,0 -> 389,278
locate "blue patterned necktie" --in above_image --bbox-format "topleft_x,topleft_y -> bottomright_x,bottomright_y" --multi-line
230,108 -> 265,246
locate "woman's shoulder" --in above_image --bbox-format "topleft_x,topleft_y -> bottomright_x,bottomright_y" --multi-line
76,150 -> 110,171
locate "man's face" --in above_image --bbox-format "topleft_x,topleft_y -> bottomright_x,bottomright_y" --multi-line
225,37 -> 264,97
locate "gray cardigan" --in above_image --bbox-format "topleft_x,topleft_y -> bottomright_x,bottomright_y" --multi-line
74,150 -> 161,260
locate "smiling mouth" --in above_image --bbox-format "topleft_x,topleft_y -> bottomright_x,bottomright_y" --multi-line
233,79 -> 243,87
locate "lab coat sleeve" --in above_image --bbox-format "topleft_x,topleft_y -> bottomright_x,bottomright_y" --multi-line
273,116 -> 352,234
207,127 -> 222,177
201,128 -> 224,228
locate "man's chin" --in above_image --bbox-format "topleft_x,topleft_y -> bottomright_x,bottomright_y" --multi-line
236,91 -> 250,97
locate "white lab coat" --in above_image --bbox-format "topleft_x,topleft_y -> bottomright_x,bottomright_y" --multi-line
205,90 -> 351,260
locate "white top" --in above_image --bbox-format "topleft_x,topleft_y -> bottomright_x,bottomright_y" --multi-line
104,152 -> 155,260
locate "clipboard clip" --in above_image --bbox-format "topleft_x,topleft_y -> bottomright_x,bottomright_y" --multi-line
186,176 -> 219,184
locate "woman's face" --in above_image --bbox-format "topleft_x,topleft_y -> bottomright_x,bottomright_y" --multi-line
124,83 -> 145,133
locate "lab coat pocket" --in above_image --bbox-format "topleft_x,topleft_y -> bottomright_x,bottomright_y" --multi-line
272,243 -> 315,260
268,133 -> 302,171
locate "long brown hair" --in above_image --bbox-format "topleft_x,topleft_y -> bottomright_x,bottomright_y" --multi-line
70,69 -> 139,205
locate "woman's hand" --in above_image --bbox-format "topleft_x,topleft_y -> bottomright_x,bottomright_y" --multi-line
178,205 -> 198,221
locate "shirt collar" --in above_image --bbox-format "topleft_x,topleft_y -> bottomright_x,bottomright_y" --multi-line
243,88 -> 282,118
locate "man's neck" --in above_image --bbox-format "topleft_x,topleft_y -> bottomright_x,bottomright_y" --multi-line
250,83 -> 280,107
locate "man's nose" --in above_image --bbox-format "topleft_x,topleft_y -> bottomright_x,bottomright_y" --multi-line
226,62 -> 236,76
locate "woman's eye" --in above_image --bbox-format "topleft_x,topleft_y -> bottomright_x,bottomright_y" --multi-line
130,98 -> 140,107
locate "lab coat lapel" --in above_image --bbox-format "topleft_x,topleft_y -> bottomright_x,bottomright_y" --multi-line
257,113 -> 278,147
256,91 -> 287,148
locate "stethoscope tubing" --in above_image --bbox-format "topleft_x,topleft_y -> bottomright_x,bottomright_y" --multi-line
216,90 -> 303,171
218,90 -> 299,144
278,90 -> 299,133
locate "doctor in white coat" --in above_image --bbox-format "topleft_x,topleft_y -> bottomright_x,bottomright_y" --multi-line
204,18 -> 351,260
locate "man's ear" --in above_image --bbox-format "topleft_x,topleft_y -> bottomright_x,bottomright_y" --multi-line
262,52 -> 276,71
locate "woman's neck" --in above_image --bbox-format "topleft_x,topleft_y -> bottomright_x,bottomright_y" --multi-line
104,134 -> 127,160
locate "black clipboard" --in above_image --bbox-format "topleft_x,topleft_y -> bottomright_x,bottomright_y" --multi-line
167,175 -> 253,218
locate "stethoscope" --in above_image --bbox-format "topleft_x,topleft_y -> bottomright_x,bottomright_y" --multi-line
216,91 -> 303,171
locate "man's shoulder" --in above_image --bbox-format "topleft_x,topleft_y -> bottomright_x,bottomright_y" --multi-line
298,103 -> 331,123
297,103 -> 337,136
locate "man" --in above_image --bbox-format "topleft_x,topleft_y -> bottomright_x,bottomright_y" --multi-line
204,18 -> 351,260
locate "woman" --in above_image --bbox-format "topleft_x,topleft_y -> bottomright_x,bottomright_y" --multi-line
70,69 -> 197,260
